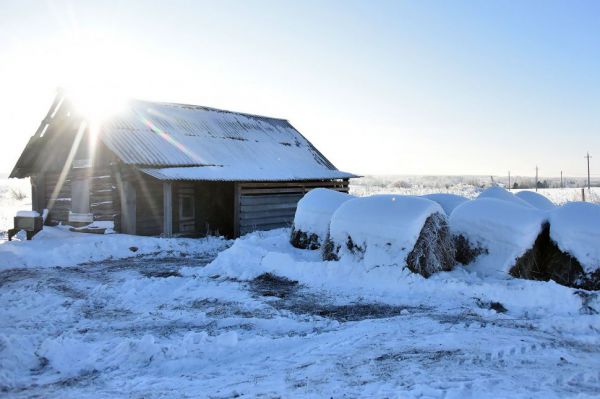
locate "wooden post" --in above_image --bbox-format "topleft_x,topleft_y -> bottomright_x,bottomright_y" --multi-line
582,188 -> 586,202
163,182 -> 173,237
233,182 -> 241,238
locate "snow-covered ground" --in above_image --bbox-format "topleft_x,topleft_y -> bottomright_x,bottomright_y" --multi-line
1,228 -> 599,398
1,176 -> 600,398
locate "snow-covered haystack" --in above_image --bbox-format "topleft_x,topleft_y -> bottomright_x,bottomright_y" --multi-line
515,191 -> 556,211
450,198 -> 547,275
544,202 -> 600,290
477,186 -> 533,208
290,188 -> 354,249
324,195 -> 455,277
421,193 -> 469,216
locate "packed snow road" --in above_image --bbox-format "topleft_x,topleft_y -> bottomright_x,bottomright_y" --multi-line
2,243 -> 600,398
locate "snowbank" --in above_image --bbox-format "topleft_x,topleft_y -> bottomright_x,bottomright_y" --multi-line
327,195 -> 453,275
421,193 -> 469,216
550,202 -> 600,274
515,191 -> 556,211
290,188 -> 354,249
450,198 -> 547,275
202,228 -> 588,318
0,226 -> 229,270
477,186 -> 533,208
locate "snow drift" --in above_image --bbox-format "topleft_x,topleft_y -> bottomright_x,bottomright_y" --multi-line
324,195 -> 454,277
290,188 -> 354,249
450,198 -> 547,276
515,191 -> 556,211
421,193 -> 469,216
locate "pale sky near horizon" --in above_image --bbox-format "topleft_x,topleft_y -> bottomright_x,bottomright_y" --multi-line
0,0 -> 598,178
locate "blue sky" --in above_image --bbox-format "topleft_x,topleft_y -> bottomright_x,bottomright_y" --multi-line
1,0 -> 598,177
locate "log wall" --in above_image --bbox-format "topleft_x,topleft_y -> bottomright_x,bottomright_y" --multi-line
236,179 -> 349,236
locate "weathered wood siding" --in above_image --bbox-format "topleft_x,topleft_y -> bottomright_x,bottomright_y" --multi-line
44,171 -> 71,225
41,165 -> 119,226
236,180 -> 349,236
133,174 -> 164,236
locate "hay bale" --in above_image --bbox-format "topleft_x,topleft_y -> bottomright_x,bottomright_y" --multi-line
514,191 -> 556,211
509,222 -> 592,289
290,188 -> 354,249
449,198 -> 547,276
405,212 -> 455,277
547,202 -> 600,290
325,195 -> 455,277
477,186 -> 534,208
421,193 -> 469,216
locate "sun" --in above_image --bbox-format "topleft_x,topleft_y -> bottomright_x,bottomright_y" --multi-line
55,33 -> 133,124
67,87 -> 128,124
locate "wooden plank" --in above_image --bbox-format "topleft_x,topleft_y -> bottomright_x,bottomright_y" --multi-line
240,187 -> 306,195
162,182 -> 173,237
240,194 -> 303,206
240,202 -> 298,212
240,222 -> 292,235
240,208 -> 296,220
239,180 -> 348,188
240,214 -> 294,228
233,182 -> 241,237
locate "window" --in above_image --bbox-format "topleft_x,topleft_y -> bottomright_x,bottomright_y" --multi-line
180,195 -> 194,219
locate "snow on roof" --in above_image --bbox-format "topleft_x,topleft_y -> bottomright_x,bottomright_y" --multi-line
477,186 -> 533,208
329,195 -> 443,267
514,191 -> 556,211
140,166 -> 353,182
549,202 -> 600,273
450,198 -> 547,275
421,193 -> 469,216
293,188 -> 355,239
99,100 -> 354,181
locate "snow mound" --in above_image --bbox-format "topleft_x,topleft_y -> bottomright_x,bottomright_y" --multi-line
290,188 -> 354,249
0,226 -> 230,270
326,195 -> 453,276
477,186 -> 533,208
450,198 -> 547,275
550,202 -> 600,274
515,191 -> 556,211
421,193 -> 469,216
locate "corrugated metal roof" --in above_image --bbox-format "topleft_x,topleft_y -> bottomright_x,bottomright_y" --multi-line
98,100 -> 353,180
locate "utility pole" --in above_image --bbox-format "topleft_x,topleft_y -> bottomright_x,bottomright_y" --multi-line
508,171 -> 511,191
535,166 -> 538,192
560,171 -> 563,188
585,152 -> 592,190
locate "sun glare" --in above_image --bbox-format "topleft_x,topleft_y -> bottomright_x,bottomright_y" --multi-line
68,88 -> 128,123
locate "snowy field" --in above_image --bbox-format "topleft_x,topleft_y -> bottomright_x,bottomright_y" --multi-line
0,178 -> 31,241
1,176 -> 600,398
350,175 -> 600,204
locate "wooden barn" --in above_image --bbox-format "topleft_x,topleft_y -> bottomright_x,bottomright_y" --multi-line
10,90 -> 355,238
